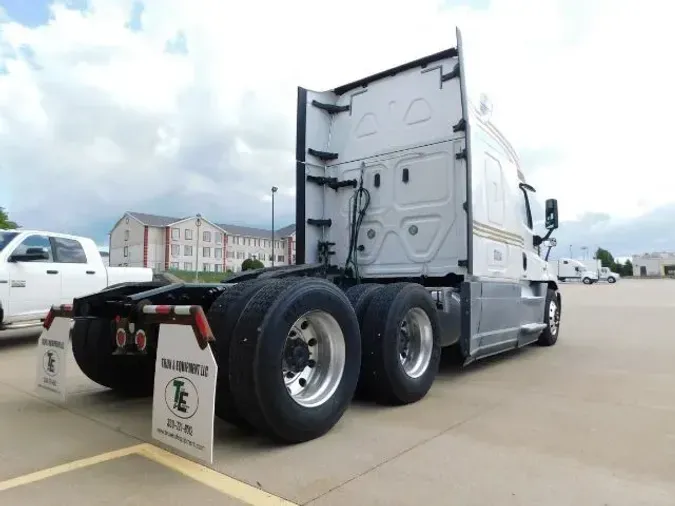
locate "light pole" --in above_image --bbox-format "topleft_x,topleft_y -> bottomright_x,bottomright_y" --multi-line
195,213 -> 202,282
271,186 -> 278,267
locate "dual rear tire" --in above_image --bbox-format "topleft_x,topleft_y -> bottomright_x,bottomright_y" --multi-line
208,277 -> 361,443
207,279 -> 441,443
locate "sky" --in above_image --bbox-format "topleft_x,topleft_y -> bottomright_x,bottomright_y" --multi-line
0,0 -> 674,257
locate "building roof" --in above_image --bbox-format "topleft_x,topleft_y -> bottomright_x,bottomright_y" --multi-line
125,212 -> 295,237
127,212 -> 186,228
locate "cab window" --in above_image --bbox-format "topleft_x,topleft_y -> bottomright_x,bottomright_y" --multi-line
52,237 -> 88,264
518,185 -> 534,230
12,235 -> 54,262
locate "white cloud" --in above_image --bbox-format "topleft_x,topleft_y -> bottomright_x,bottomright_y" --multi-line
0,0 -> 674,241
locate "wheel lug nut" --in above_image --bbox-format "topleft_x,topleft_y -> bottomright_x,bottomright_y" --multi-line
308,359 -> 316,368
308,338 -> 317,346
299,378 -> 307,387
285,372 -> 294,378
300,321 -> 309,330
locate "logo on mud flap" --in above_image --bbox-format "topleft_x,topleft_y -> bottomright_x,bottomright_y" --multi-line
165,376 -> 199,419
43,349 -> 59,377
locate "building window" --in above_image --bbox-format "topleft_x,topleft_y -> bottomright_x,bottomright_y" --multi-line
268,253 -> 273,261
171,244 -> 180,256
124,230 -> 129,240
237,251 -> 245,259
171,227 -> 180,240
203,231 -> 211,242
202,263 -> 211,272
277,255 -> 284,262
203,247 -> 211,258
170,262 -> 179,270
214,248 -> 222,259
184,245 -> 193,256
246,237 -> 251,246
185,229 -> 193,240
227,251 -> 235,259
214,264 -> 222,273
123,246 -> 128,257
215,232 -> 223,243
292,254 -> 296,264
183,262 -> 193,270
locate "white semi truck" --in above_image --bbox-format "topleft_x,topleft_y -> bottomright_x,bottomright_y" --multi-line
548,258 -> 599,284
34,27 -> 563,463
579,259 -> 620,283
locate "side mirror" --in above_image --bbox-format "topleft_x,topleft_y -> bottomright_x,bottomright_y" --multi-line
545,199 -> 559,230
9,248 -> 50,262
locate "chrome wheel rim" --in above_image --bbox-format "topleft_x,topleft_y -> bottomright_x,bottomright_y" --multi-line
549,299 -> 560,336
398,308 -> 434,379
282,310 -> 346,408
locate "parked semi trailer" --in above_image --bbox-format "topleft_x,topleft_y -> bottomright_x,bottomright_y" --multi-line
34,27 -> 562,464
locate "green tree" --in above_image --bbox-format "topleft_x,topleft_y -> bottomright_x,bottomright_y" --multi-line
0,207 -> 18,230
594,247 -> 615,269
241,258 -> 264,271
620,259 -> 633,277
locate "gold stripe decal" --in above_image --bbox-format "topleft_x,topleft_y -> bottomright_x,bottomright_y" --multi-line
472,221 -> 524,246
473,229 -> 523,247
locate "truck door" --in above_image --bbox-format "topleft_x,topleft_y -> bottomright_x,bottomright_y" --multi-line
6,234 -> 62,319
517,184 -> 545,280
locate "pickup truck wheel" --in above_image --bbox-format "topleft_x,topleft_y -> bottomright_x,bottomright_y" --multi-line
229,277 -> 361,443
360,282 -> 441,405
71,318 -> 156,396
207,279 -> 271,430
537,288 -> 561,346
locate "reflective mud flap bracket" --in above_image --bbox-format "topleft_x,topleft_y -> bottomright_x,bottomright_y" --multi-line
35,304 -> 74,403
145,304 -> 218,466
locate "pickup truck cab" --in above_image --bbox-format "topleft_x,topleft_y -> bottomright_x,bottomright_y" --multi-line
0,229 -> 153,328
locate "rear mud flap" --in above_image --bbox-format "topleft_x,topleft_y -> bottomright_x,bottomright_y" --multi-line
34,304 -> 218,465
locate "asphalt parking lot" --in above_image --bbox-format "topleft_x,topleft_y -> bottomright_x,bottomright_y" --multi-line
1,279 -> 674,505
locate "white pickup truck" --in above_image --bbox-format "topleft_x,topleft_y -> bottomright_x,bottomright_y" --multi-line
0,229 -> 154,329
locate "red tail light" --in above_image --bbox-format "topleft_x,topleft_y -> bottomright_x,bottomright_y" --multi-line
135,329 -> 147,351
115,328 -> 127,348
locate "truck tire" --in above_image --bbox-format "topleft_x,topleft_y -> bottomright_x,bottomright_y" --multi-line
360,282 -> 441,405
71,317 -> 156,396
345,283 -> 383,328
229,277 -> 361,443
345,283 -> 383,399
537,288 -> 561,346
582,277 -> 592,284
607,276 -> 616,283
206,279 -> 271,429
